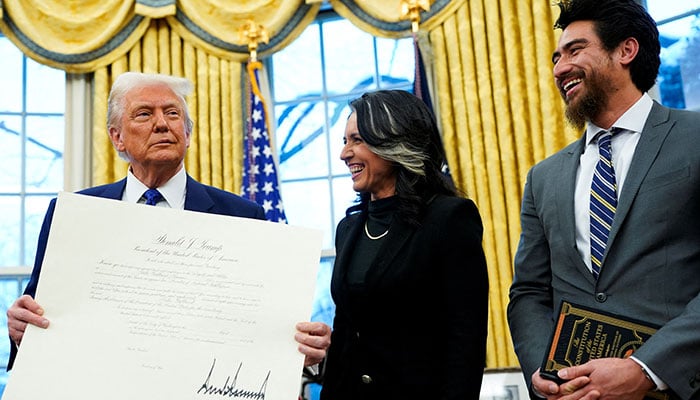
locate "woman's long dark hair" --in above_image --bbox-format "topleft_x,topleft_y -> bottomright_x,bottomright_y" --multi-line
346,90 -> 456,226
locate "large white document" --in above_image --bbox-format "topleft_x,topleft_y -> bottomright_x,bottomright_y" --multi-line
4,192 -> 323,400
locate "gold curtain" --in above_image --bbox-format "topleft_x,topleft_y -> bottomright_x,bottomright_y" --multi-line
431,1 -> 579,367
169,0 -> 319,62
91,20 -> 246,189
0,0 -> 150,72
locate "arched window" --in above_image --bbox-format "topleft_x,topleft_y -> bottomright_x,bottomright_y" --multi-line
268,11 -> 416,399
0,34 -> 65,392
647,0 -> 700,110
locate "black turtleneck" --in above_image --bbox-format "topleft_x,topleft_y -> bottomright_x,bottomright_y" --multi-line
346,195 -> 397,284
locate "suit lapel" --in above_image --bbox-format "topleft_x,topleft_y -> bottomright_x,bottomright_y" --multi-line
606,103 -> 672,250
183,175 -> 215,212
558,137 -> 596,283
101,179 -> 127,199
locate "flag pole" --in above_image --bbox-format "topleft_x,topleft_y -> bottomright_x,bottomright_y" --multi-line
239,21 -> 287,223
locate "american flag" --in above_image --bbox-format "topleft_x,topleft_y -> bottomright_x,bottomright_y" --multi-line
242,61 -> 287,223
412,32 -> 433,111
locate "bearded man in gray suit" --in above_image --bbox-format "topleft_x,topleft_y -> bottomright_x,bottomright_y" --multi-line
508,1 -> 700,399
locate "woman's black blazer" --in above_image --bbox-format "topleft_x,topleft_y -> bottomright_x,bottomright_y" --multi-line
321,194 -> 489,400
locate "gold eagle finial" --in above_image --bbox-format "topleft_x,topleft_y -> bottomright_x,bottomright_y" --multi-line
400,0 -> 431,33
238,20 -> 270,62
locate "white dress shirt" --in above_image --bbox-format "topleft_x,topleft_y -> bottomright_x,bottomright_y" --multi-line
122,167 -> 187,209
572,93 -> 667,390
574,93 -> 652,271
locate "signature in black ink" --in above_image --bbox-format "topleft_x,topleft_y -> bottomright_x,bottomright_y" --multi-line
197,358 -> 269,399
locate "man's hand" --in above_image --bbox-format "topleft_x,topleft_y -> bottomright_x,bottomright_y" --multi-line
532,368 -> 594,399
6,295 -> 50,347
295,321 -> 331,367
552,358 -> 654,400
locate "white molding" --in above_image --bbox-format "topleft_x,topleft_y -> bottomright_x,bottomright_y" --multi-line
320,248 -> 335,259
0,266 -> 32,277
64,73 -> 92,192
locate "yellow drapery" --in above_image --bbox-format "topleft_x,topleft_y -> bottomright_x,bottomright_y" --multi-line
0,0 -> 151,72
0,0 -> 584,369
91,19 -> 247,191
329,0 -> 465,38
0,0 -> 321,72
169,0 -> 319,62
430,1 -> 579,367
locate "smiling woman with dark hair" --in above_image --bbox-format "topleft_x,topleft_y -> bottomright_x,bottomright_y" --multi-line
320,90 -> 489,400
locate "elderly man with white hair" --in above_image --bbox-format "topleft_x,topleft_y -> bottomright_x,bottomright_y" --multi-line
6,72 -> 330,370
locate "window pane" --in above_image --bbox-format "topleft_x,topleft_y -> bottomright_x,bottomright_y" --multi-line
322,19 -> 377,95
26,115 -> 64,192
647,1 -> 700,110
678,26 -> 700,110
0,115 -> 23,192
26,61 -> 65,113
25,195 -> 53,266
0,39 -> 23,113
329,101 -> 352,176
0,197 -> 21,266
271,25 -> 323,102
0,278 -> 24,396
332,177 -> 358,229
647,2 -> 700,29
275,101 -> 329,181
282,179 -> 333,249
376,37 -> 415,84
0,35 -> 64,396
310,259 -> 335,326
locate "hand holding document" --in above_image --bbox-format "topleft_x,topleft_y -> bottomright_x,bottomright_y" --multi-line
4,192 -> 323,400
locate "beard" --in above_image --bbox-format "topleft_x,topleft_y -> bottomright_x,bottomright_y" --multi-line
563,69 -> 612,130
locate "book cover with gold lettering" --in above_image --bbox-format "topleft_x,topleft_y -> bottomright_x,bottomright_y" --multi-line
540,301 -> 667,400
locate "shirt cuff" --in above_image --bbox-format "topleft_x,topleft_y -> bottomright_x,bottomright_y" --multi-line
307,364 -> 319,375
630,357 -> 668,391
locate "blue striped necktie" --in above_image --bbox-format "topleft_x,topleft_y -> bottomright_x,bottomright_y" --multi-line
143,188 -> 164,206
590,129 -> 618,279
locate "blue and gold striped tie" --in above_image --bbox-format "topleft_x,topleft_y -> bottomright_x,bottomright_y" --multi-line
590,130 -> 617,279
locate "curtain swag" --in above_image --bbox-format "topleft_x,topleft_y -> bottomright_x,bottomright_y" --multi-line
0,0 -> 462,73
0,0 -> 320,72
329,0 -> 466,38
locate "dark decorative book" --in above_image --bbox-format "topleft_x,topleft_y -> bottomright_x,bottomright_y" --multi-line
540,301 -> 668,400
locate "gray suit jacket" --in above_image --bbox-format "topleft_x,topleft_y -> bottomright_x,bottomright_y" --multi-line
508,102 -> 700,400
